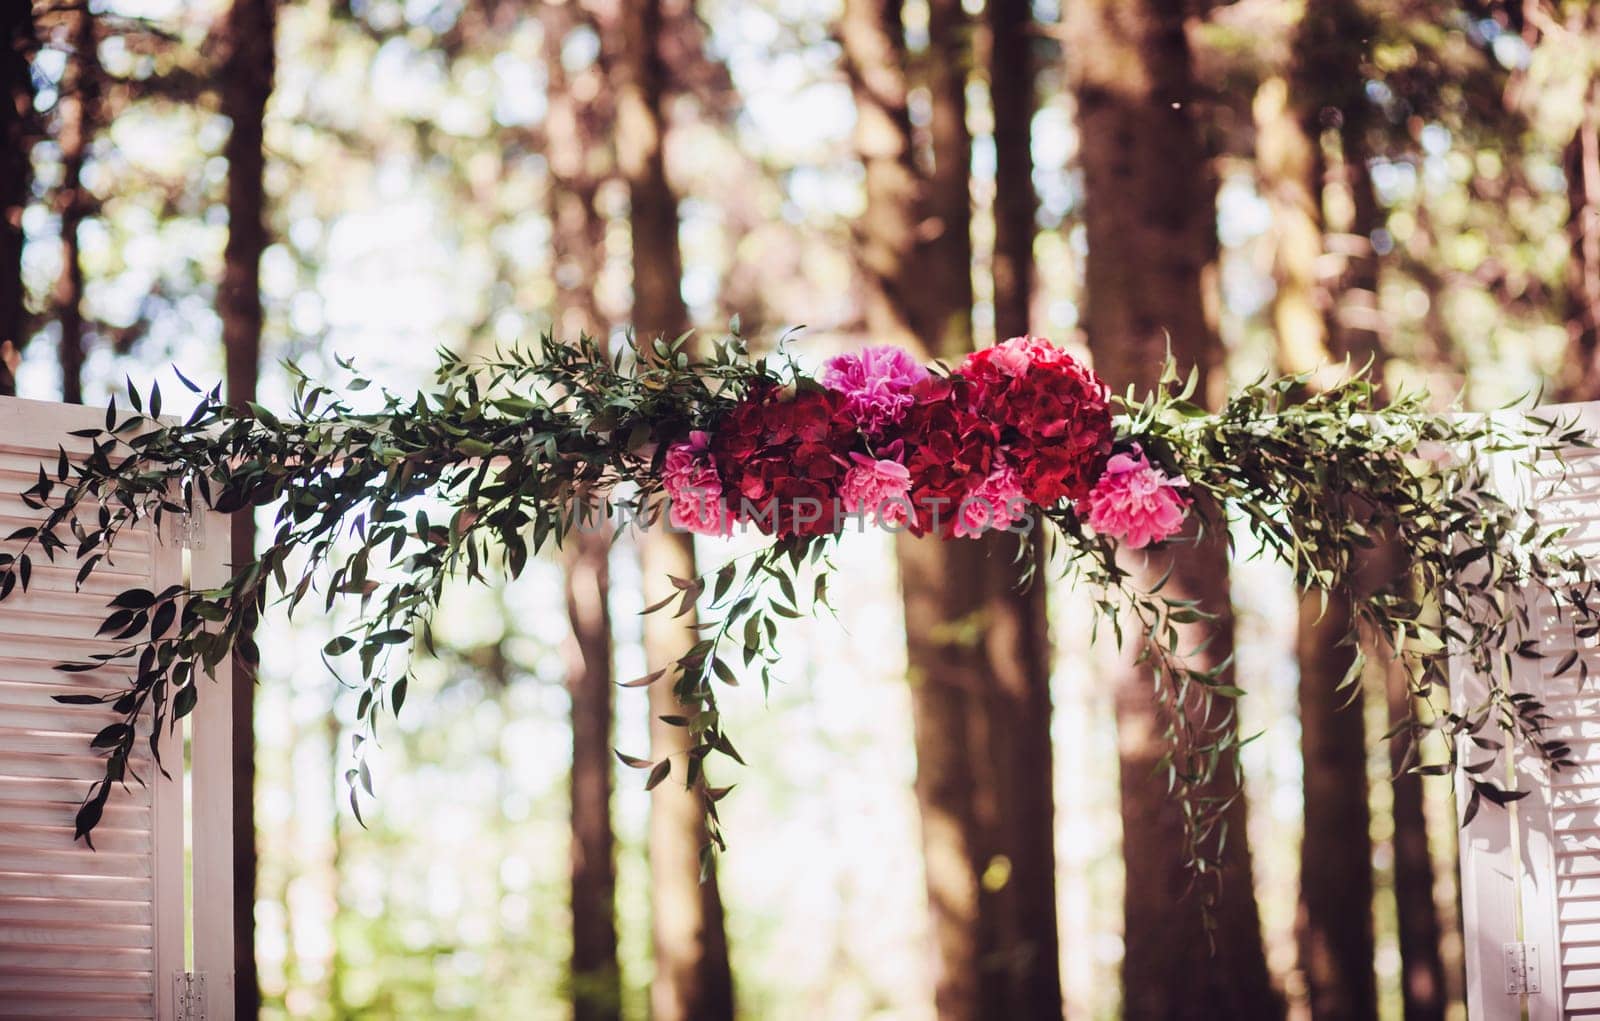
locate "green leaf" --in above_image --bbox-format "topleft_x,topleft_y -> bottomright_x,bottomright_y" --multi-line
711,658 -> 740,687
620,668 -> 667,688
91,723 -> 132,749
110,588 -> 156,609
644,759 -> 671,790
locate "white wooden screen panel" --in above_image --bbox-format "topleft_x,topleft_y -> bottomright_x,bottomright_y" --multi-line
1458,402 -> 1600,1020
0,396 -> 234,1021
1532,441 -> 1600,1020
0,397 -> 180,1020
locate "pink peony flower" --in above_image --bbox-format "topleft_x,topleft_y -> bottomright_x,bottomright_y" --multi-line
820,346 -> 930,436
1083,445 -> 1190,549
662,431 -> 733,537
952,459 -> 1028,539
840,453 -> 913,528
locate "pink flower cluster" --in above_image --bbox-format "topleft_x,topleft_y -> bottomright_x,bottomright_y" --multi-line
1082,446 -> 1190,549
840,454 -> 912,528
661,431 -> 732,536
659,336 -> 1190,547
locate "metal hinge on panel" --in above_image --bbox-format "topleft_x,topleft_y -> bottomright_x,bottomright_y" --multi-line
1504,942 -> 1541,995
163,478 -> 206,550
175,971 -> 208,1021
172,506 -> 205,550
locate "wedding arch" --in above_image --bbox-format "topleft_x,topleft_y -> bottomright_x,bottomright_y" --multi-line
1,330 -> 1597,1014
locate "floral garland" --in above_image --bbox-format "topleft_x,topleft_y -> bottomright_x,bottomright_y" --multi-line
661,336 -> 1183,547
0,329 -> 1594,909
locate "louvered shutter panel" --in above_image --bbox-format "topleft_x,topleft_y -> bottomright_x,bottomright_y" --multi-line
0,396 -> 235,1020
1457,401 -> 1600,1020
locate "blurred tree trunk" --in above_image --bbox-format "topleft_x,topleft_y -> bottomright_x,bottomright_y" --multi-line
988,0 -> 1033,345
326,710 -> 350,1015
983,3 -> 1063,1019
219,0 -> 276,1016
1562,73 -> 1600,400
1066,2 -> 1280,1018
843,1 -> 1063,1017
1341,128 -> 1445,1021
0,3 -> 35,394
1256,61 -> 1378,1021
54,3 -> 98,404
1294,595 -> 1374,1021
1259,2 -> 1434,1013
1386,655 -> 1446,1020
613,1 -> 735,1018
545,6 -> 622,1016
562,525 -> 620,1020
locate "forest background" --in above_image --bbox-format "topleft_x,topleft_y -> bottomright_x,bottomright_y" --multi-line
4,0 -> 1599,1018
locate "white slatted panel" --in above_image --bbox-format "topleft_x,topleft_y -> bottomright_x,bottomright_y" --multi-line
1458,402 -> 1600,1020
0,397 -> 183,1021
1530,428 -> 1600,1019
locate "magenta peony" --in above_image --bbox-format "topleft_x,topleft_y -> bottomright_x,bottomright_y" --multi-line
662,431 -> 733,537
840,453 -> 913,528
1083,446 -> 1190,549
820,346 -> 930,437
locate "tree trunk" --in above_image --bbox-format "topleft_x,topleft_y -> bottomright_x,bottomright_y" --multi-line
545,7 -> 623,1014
54,3 -> 99,404
1562,74 -> 1600,400
613,1 -> 735,1017
219,0 -> 276,1015
1066,2 -> 1280,1017
1269,3 -> 1417,1011
987,0 -> 1034,347
1296,130 -> 1384,1021
564,525 -> 621,1020
639,533 -> 735,1021
982,3 -> 1063,1017
844,0 -> 1063,1016
0,3 -> 35,395
1257,56 -> 1378,1021
1344,133 -> 1444,1008
1295,596 -> 1376,1021
1386,656 -> 1446,1021
1252,73 -> 1325,377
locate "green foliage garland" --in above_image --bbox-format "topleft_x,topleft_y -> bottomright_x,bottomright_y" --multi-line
1,332 -> 1594,910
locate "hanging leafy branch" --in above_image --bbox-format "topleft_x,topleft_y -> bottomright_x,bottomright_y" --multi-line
1049,363 -> 1600,904
0,331 -> 771,841
0,331 -> 1594,914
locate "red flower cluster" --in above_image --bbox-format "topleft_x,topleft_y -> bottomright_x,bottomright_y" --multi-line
897,377 -> 1003,536
710,384 -> 857,538
959,335 -> 1113,505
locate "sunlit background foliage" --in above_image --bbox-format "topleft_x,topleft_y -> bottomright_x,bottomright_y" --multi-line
10,0 -> 1599,1017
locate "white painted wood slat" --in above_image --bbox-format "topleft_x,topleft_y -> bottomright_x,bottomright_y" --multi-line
0,395 -> 235,1020
1458,402 -> 1600,1019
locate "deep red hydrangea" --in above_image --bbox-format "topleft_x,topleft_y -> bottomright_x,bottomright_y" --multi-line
896,377 -> 1005,537
710,384 -> 858,538
958,335 -> 1113,506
